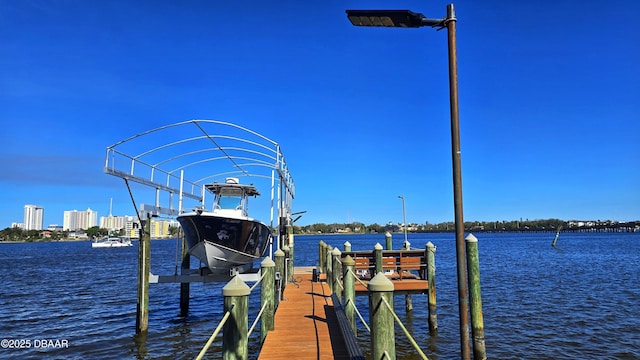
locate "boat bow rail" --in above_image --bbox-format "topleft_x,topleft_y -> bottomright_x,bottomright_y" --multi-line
103,119 -> 295,228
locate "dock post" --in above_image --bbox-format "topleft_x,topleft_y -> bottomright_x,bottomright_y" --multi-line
274,249 -> 285,298
180,232 -> 190,317
402,239 -> 412,312
466,234 -> 486,360
326,245 -> 333,292
331,248 -> 342,300
260,257 -> 276,344
286,225 -> 294,281
426,242 -> 438,333
342,255 -> 356,332
369,273 -> 395,360
222,276 -> 250,360
405,294 -> 413,312
282,245 -> 290,284
343,241 -> 351,252
374,243 -> 383,275
385,231 -> 392,250
135,213 -> 151,334
318,241 -> 326,273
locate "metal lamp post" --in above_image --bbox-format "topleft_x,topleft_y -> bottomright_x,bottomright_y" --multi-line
398,195 -> 408,246
347,5 -> 471,359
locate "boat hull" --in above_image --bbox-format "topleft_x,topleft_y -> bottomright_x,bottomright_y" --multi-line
177,213 -> 271,273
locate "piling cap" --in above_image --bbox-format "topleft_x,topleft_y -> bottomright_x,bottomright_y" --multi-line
274,249 -> 285,257
385,231 -> 392,238
465,233 -> 478,243
261,257 -> 275,267
222,275 -> 251,297
282,245 -> 290,252
332,247 -> 341,256
368,272 -> 394,292
374,243 -> 383,250
344,241 -> 351,246
342,255 -> 355,266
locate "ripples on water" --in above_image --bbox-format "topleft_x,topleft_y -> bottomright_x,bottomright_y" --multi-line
0,232 -> 638,359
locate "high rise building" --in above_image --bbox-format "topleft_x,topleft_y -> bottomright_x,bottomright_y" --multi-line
63,208 -> 98,230
100,215 -> 127,232
24,205 -> 44,230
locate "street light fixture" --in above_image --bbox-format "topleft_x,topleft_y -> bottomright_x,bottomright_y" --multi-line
346,9 -> 444,28
398,195 -> 408,246
346,5 -> 471,359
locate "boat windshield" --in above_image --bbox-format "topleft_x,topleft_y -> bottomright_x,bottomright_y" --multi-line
218,194 -> 243,210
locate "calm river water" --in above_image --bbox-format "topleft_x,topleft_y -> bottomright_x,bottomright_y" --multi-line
0,232 -> 638,359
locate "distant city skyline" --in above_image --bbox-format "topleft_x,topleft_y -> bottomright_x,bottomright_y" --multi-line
5,201 -> 636,231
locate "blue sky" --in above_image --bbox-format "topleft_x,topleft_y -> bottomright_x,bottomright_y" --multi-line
1,0 -> 638,228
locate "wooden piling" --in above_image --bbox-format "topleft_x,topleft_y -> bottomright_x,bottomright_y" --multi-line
344,241 -> 351,252
326,245 -> 333,292
179,232 -> 190,317
331,248 -> 342,301
465,234 -> 486,360
222,276 -> 250,360
135,214 -> 151,334
369,273 -> 395,360
318,241 -> 326,273
402,239 -> 412,312
427,241 -> 438,333
260,257 -> 275,344
385,231 -> 392,250
286,226 -> 294,281
282,245 -> 290,284
374,243 -> 383,275
342,255 -> 356,332
274,249 -> 285,298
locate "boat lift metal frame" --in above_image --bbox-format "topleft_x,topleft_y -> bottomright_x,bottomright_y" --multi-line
104,119 -> 294,242
104,119 -> 295,284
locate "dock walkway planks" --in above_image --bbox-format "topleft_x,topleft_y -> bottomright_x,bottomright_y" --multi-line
258,267 -> 351,359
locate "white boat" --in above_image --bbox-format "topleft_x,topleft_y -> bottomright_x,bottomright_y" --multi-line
177,177 -> 271,274
92,236 -> 133,248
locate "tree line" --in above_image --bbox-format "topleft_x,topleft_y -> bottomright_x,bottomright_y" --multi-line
295,218 -> 580,234
0,225 -> 181,242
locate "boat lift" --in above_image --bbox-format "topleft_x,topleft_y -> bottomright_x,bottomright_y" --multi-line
104,119 -> 295,254
103,120 -> 295,332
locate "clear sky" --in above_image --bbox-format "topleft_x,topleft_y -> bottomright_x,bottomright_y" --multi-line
1,0 -> 638,228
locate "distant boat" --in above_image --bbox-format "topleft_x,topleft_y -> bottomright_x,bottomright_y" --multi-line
177,177 -> 272,274
92,236 -> 133,248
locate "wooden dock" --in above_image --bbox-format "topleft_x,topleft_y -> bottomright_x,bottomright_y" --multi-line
258,266 -> 351,359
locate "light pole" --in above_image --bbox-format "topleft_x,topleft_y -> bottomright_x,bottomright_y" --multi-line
398,195 -> 408,246
347,5 -> 471,360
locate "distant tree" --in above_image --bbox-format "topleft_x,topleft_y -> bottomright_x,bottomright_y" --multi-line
85,226 -> 109,238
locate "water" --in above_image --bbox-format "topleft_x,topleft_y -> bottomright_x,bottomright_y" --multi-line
0,232 -> 638,359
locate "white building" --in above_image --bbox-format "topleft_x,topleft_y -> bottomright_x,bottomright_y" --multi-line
100,215 -> 128,232
24,205 -> 44,230
63,208 -> 98,230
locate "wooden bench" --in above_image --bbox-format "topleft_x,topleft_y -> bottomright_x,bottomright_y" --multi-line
342,250 -> 427,280
353,256 -> 371,278
398,255 -> 423,280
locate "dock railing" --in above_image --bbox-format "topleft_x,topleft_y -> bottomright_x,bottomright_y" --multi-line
320,241 -> 438,359
195,257 -> 280,359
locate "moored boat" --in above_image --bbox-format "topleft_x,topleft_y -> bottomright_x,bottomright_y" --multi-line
177,177 -> 272,274
92,236 -> 132,248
